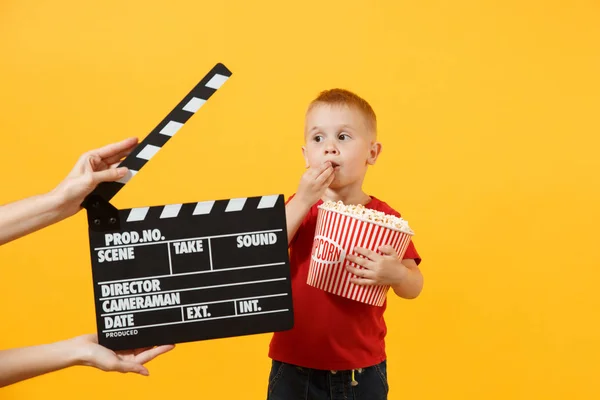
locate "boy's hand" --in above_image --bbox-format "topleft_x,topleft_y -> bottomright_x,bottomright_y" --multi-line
346,245 -> 408,286
295,162 -> 335,207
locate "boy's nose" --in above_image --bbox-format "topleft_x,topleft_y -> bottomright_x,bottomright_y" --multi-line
324,143 -> 339,155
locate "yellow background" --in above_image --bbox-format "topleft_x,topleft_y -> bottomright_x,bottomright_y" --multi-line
1,0 -> 599,398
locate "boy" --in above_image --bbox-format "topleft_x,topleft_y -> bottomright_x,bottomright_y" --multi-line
267,89 -> 423,399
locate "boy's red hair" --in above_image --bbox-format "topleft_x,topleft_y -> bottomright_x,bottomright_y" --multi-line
308,88 -> 377,134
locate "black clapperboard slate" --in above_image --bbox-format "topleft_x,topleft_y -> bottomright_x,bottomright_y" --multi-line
82,63 -> 293,351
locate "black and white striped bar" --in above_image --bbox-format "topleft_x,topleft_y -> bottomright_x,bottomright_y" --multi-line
90,63 -> 232,202
88,194 -> 293,351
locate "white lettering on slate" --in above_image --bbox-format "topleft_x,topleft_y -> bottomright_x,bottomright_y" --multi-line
104,314 -> 135,329
236,232 -> 277,248
173,240 -> 203,254
98,247 -> 135,263
105,329 -> 138,337
102,293 -> 181,313
186,305 -> 211,319
101,279 -> 161,297
104,229 -> 163,246
238,299 -> 262,313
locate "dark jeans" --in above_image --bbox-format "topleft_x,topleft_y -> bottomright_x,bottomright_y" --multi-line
266,360 -> 389,400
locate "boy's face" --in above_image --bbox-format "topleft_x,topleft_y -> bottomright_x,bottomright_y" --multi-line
303,103 -> 381,189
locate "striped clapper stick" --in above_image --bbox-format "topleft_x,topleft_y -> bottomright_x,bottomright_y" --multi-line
88,63 -> 233,205
83,64 -> 293,351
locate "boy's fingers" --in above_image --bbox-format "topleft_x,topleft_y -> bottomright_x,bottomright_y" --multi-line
349,277 -> 378,286
315,163 -> 334,182
304,161 -> 332,180
353,247 -> 379,261
321,161 -> 333,171
325,172 -> 335,185
346,265 -> 375,279
346,254 -> 374,269
379,245 -> 398,257
312,161 -> 332,174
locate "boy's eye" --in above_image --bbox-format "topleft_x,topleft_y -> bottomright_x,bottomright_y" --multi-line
338,133 -> 350,140
313,135 -> 324,142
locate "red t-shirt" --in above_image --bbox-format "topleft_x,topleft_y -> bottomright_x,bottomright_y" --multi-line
268,196 -> 421,370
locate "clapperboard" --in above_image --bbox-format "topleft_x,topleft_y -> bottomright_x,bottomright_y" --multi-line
82,63 -> 293,351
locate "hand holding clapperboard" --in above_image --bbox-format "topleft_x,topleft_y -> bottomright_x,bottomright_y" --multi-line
82,64 -> 293,351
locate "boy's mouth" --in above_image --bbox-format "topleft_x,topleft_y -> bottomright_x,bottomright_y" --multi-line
329,161 -> 340,168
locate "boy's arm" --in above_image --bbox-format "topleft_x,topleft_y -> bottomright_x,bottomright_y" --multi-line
285,195 -> 312,245
391,258 -> 423,299
0,334 -> 174,387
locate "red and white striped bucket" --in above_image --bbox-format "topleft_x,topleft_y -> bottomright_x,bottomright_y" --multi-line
307,205 -> 414,306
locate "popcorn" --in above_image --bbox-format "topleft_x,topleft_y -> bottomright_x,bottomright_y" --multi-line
319,200 -> 414,235
308,200 -> 415,306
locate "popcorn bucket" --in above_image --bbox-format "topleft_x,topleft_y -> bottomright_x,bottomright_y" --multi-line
307,204 -> 414,306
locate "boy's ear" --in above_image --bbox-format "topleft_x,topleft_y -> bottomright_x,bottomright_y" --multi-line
302,146 -> 309,168
367,141 -> 383,165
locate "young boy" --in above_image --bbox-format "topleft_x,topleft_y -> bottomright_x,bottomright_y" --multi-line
266,89 -> 423,400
